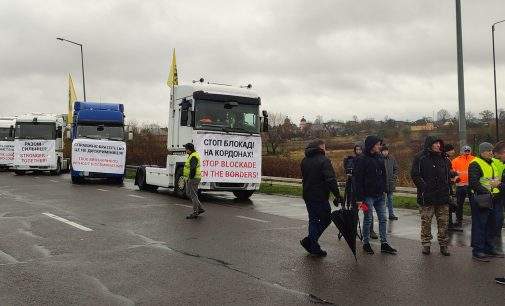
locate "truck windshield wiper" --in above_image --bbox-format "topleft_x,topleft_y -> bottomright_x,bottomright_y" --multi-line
80,135 -> 99,140
222,127 -> 255,134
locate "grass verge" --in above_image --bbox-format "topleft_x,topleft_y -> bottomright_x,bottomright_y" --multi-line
259,183 -> 471,215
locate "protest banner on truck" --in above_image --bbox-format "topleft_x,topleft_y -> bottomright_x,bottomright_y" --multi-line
193,132 -> 261,183
14,140 -> 56,166
0,141 -> 15,165
71,139 -> 126,174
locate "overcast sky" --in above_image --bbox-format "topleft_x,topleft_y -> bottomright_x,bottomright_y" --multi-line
1,0 -> 504,125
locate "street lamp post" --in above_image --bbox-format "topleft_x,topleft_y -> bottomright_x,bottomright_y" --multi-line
56,37 -> 86,101
492,20 -> 505,142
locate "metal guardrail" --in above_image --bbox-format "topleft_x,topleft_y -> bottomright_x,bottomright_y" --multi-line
126,166 -> 418,195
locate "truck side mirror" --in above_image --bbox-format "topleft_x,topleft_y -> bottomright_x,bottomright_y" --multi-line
57,126 -> 63,138
180,98 -> 191,127
128,131 -> 134,141
9,125 -> 14,138
261,110 -> 269,132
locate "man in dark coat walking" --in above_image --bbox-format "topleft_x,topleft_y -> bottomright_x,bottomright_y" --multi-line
354,135 -> 397,255
411,136 -> 451,256
300,139 -> 343,256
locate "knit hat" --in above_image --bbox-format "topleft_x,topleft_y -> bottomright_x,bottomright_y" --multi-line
478,142 -> 493,154
461,145 -> 471,153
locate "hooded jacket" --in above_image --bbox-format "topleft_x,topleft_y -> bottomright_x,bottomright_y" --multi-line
410,136 -> 451,206
301,143 -> 342,203
343,144 -> 362,175
353,136 -> 387,201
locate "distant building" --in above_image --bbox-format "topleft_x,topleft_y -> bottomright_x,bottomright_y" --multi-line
299,117 -> 307,130
411,122 -> 436,131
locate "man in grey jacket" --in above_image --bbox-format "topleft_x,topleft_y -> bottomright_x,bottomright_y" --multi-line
382,145 -> 399,220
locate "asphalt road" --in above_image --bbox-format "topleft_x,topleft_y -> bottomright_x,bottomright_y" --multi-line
0,172 -> 504,305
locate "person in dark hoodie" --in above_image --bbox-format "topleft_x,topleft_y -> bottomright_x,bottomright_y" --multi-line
300,139 -> 343,256
411,136 -> 451,256
343,144 -> 379,240
353,135 -> 397,255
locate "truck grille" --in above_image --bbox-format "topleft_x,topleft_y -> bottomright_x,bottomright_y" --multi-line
215,183 -> 246,188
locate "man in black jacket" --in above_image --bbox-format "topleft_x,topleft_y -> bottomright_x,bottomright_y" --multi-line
354,135 -> 397,255
411,136 -> 451,256
300,139 -> 343,256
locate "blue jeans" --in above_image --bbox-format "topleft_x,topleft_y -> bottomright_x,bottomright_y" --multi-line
470,198 -> 498,256
363,195 -> 388,244
305,201 -> 332,252
386,192 -> 395,218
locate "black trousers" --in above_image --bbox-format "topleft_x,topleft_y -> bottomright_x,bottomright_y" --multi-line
453,186 -> 472,223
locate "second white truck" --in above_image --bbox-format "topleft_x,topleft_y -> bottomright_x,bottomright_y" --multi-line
12,113 -> 70,175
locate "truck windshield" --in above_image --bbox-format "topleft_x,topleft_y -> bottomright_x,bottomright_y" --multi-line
0,128 -> 13,141
76,125 -> 125,141
15,123 -> 56,140
195,99 -> 260,134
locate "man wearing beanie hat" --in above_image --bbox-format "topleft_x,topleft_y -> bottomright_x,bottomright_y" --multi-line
183,143 -> 204,219
451,145 -> 475,230
411,136 -> 451,256
468,142 -> 503,261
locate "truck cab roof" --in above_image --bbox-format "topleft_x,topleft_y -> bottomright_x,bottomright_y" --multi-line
16,113 -> 64,124
74,101 -> 125,124
0,117 -> 16,128
176,83 -> 260,105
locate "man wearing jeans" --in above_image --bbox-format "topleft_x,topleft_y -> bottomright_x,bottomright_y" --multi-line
381,145 -> 399,220
354,135 -> 397,255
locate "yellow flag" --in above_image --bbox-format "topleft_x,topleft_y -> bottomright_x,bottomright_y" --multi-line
68,74 -> 77,124
166,49 -> 178,87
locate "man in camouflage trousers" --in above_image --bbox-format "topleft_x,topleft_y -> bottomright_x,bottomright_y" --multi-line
411,136 -> 451,256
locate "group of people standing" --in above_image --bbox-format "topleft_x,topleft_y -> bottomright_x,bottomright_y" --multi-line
299,135 -> 505,262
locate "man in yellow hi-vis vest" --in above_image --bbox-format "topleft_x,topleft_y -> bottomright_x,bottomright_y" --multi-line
183,143 -> 204,219
469,142 -> 503,261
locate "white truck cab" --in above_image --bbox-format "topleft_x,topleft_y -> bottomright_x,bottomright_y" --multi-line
0,117 -> 16,169
136,80 -> 268,200
12,113 -> 70,175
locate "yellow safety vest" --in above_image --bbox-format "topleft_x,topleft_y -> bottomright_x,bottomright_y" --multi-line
471,157 -> 501,194
183,151 -> 201,179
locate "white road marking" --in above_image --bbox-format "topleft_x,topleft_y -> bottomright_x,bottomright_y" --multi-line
128,194 -> 145,199
33,177 -> 40,179
42,212 -> 93,231
97,188 -> 108,192
0,250 -> 18,264
49,179 -> 58,183
174,204 -> 192,208
236,215 -> 270,223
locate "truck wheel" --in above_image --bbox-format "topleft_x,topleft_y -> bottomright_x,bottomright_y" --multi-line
233,190 -> 255,201
14,170 -> 25,176
71,175 -> 83,184
137,168 -> 158,192
174,167 -> 187,198
50,160 -> 61,176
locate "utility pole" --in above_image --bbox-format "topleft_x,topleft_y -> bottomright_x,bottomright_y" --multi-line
492,20 -> 505,142
455,0 -> 466,148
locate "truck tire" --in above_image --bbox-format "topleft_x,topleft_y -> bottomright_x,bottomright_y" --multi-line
233,190 -> 255,201
50,160 -> 61,176
71,175 -> 83,184
14,170 -> 25,176
174,167 -> 187,198
136,168 -> 158,192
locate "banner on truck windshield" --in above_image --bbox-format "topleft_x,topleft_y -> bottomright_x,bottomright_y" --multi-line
14,140 -> 56,166
0,141 -> 14,165
72,139 -> 126,174
194,133 -> 261,183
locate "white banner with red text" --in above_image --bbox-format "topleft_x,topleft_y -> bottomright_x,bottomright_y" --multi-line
71,139 -> 126,174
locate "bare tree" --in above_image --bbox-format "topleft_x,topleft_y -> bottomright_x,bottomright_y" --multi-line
264,112 -> 288,155
437,109 -> 451,122
479,110 -> 494,123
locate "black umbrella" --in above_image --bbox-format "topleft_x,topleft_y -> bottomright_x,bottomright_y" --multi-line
331,177 -> 360,260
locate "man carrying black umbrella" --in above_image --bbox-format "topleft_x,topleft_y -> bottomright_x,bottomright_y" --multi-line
300,139 -> 343,256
